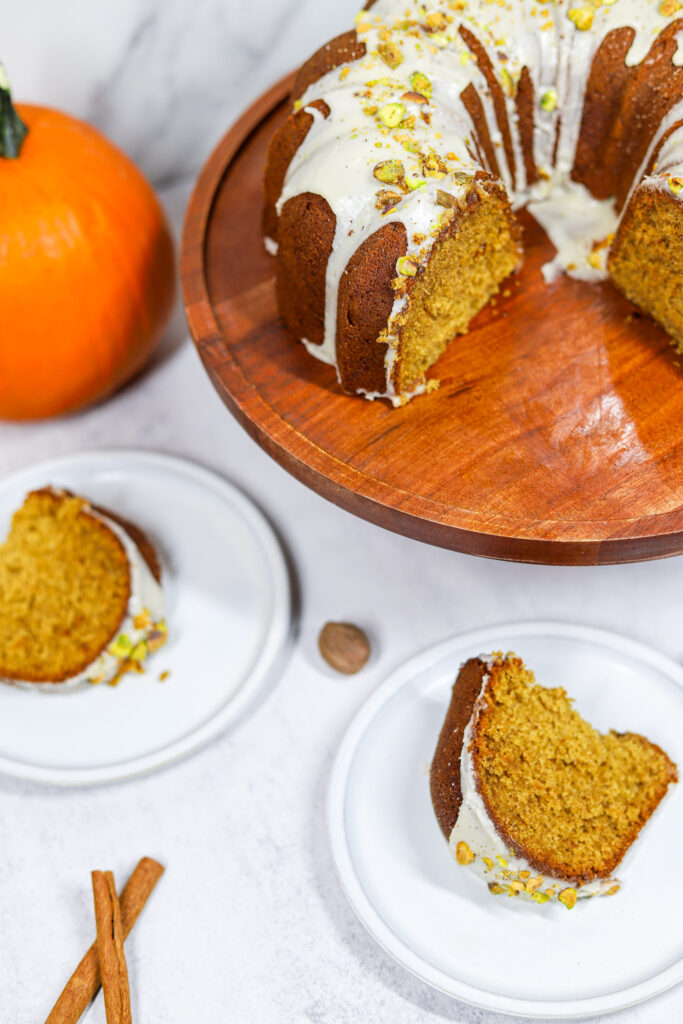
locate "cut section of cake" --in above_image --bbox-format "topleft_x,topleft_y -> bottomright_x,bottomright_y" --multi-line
430,653 -> 677,907
0,488 -> 167,690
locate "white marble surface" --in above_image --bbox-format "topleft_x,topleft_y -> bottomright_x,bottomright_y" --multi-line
5,0 -> 359,185
2,2 -> 683,1019
1,177 -> 682,1023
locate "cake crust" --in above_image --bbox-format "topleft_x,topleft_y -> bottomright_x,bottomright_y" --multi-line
430,657 -> 488,839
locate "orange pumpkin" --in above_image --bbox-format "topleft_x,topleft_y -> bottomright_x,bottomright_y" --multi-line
0,76 -> 175,420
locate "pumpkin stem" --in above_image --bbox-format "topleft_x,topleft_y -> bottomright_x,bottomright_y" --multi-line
0,63 -> 28,159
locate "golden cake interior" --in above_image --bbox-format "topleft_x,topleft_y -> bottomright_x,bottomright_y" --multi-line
609,191 -> 683,351
472,656 -> 678,883
0,490 -> 130,682
394,188 -> 521,395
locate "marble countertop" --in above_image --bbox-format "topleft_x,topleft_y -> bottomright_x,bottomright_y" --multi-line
2,3 -> 683,1021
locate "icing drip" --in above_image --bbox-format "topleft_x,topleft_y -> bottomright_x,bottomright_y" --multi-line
273,0 -> 683,402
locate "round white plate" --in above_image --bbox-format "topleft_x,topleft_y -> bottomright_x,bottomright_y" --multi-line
0,449 -> 290,785
328,622 -> 683,1019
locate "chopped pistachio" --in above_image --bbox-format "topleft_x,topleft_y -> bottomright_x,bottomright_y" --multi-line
659,0 -> 682,14
501,67 -> 517,98
488,882 -> 505,895
540,88 -> 558,112
668,175 -> 683,195
378,40 -> 404,69
455,840 -> 475,865
530,891 -> 550,904
109,634 -> 133,658
129,640 -> 149,662
558,887 -> 578,910
425,11 -> 448,31
373,159 -> 405,184
568,6 -> 595,30
375,188 -> 403,211
378,102 -> 406,127
397,255 -> 419,276
405,175 -> 426,190
410,71 -> 432,98
147,620 -> 168,654
436,189 -> 457,208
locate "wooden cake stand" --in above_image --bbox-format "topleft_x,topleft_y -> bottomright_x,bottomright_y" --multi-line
181,74 -> 683,566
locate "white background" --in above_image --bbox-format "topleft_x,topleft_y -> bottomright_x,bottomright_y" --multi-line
2,2 -> 683,1021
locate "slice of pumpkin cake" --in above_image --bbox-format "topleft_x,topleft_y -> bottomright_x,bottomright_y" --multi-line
431,653 -> 677,908
0,488 -> 167,690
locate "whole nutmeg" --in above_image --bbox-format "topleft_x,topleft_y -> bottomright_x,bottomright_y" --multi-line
318,621 -> 371,675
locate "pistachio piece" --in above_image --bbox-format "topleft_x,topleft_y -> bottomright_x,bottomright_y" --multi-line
422,148 -> 448,177
455,840 -> 475,865
129,640 -> 148,662
410,71 -> 432,99
373,159 -> 405,184
402,90 -> 428,105
133,608 -> 152,630
436,190 -> 457,208
668,175 -> 683,194
378,40 -> 403,69
378,102 -> 406,128
375,189 -> 403,212
405,175 -> 426,190
568,6 -> 594,30
540,88 -> 558,112
659,0 -> 682,14
147,620 -> 168,654
425,11 -> 448,31
488,882 -> 505,895
397,255 -> 419,276
558,887 -> 578,910
482,857 -> 494,870
318,621 -> 371,675
530,891 -> 550,904
109,634 -> 133,659
501,67 -> 517,98
525,876 -> 544,893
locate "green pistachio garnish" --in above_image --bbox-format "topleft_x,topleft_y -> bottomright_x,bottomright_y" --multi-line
378,102 -> 406,128
397,256 -> 419,276
378,41 -> 404,69
568,6 -> 595,30
540,88 -> 558,112
558,888 -> 578,910
109,634 -> 133,658
409,71 -> 432,99
373,159 -> 405,184
129,640 -> 149,662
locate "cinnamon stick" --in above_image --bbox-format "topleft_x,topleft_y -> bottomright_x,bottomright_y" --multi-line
92,871 -> 132,1024
45,857 -> 164,1024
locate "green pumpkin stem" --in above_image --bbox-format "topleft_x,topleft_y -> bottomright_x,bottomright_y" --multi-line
0,62 -> 28,159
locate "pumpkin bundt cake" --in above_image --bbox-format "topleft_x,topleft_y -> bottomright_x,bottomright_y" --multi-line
264,0 -> 683,404
430,653 -> 677,907
0,488 -> 167,690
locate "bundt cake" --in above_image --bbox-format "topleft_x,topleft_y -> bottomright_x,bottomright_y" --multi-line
430,653 -> 678,906
263,0 -> 683,405
0,488 -> 167,690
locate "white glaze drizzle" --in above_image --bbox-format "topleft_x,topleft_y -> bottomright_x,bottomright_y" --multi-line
272,0 -> 683,403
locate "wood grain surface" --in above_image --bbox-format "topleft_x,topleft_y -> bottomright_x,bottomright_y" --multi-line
181,73 -> 683,566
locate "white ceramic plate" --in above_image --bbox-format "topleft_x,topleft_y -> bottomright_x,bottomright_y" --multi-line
328,622 -> 683,1019
0,449 -> 290,785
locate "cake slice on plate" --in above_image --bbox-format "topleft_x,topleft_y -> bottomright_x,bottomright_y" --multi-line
430,653 -> 677,907
0,487 -> 167,690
